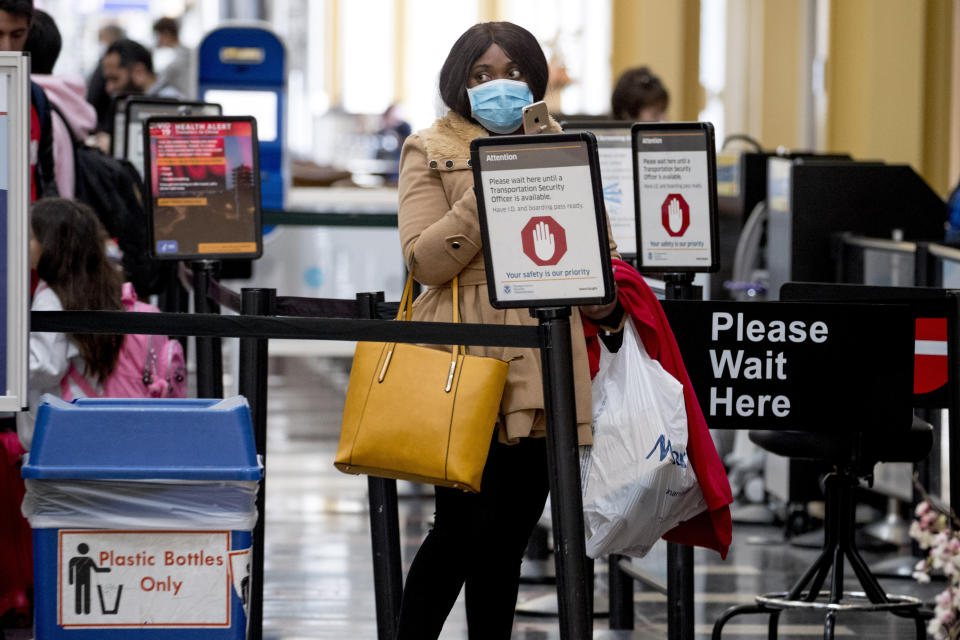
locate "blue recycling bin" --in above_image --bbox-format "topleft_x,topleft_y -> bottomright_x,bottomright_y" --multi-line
21,396 -> 262,639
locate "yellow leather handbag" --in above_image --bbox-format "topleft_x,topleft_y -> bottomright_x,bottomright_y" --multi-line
335,275 -> 509,492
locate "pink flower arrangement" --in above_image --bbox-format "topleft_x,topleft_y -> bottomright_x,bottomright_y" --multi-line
911,497 -> 960,638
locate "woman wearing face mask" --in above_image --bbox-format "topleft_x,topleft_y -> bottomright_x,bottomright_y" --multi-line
395,21 -> 621,639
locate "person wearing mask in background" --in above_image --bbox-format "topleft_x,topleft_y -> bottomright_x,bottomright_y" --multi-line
102,38 -> 182,99
25,10 -> 97,198
611,65 -> 669,122
152,17 -> 193,99
394,21 -> 621,639
87,23 -> 124,135
0,0 -> 56,201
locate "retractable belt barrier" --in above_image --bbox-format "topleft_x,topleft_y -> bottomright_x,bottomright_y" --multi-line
31,286 -> 594,640
181,262 -> 391,320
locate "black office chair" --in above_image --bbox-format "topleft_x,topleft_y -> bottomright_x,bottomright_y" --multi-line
712,418 -> 932,640
712,284 -> 941,640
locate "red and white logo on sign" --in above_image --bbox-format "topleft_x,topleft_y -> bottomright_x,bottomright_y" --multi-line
914,317 -> 948,394
521,216 -> 567,266
662,194 -> 690,237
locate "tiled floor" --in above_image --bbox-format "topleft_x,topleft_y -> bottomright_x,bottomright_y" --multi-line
257,354 -> 943,639
2,351 -> 945,639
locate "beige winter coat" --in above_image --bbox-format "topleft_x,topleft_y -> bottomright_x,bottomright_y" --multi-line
397,111 -> 619,444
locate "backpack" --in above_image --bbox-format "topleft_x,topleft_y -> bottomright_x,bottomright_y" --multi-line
48,102 -> 169,296
30,81 -> 58,198
59,283 -> 187,400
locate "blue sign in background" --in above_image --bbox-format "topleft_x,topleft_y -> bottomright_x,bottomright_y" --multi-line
198,27 -> 286,211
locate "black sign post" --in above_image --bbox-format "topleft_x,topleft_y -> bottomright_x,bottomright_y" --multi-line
663,273 -> 700,640
191,259 -> 223,398
470,133 -> 616,638
631,121 -> 721,640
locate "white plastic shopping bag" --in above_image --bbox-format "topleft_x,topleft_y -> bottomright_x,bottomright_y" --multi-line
580,319 -> 707,558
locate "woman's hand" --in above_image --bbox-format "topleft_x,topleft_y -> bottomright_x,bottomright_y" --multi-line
580,282 -> 620,321
580,298 -> 619,320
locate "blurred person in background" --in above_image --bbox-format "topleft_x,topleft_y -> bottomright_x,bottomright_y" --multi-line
0,0 -> 56,200
611,65 -> 669,122
25,9 -> 97,198
87,23 -> 124,133
102,38 -> 183,99
152,16 -> 193,99
375,103 -> 411,182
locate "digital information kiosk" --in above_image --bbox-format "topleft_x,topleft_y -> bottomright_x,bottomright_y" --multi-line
471,132 -> 614,309
632,122 -> 720,273
144,116 -> 263,261
0,53 -> 29,411
561,121 -> 636,257
124,98 -> 222,178
198,26 -> 286,211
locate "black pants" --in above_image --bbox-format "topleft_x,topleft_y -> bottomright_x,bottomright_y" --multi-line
395,437 -> 550,640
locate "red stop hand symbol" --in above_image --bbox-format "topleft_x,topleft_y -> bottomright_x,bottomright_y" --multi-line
662,193 -> 690,237
521,216 -> 567,266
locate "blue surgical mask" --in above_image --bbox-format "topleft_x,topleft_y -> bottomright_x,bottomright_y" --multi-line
466,79 -> 533,134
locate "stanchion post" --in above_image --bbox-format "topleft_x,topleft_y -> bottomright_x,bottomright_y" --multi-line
356,292 -> 404,640
950,293 -> 960,526
535,306 -> 592,639
608,554 -> 634,629
664,272 -> 698,640
239,287 -> 275,640
192,260 -> 224,398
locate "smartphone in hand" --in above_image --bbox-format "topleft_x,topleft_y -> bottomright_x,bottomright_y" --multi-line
522,101 -> 550,134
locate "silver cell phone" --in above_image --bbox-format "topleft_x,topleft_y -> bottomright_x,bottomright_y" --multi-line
521,101 -> 550,134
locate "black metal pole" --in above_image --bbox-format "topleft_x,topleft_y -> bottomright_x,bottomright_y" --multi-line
608,554 -> 634,629
535,306 -> 592,639
356,292 -> 405,640
667,544 -> 695,640
239,288 -> 275,640
950,294 -> 960,526
192,260 -> 224,398
664,273 -> 699,640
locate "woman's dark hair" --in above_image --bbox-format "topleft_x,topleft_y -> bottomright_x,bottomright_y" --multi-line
31,198 -> 124,383
611,66 -> 669,120
438,22 -> 548,122
24,9 -> 60,74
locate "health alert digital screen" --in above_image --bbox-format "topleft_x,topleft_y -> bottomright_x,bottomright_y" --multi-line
632,122 -> 720,273
144,116 -> 262,261
471,133 -> 614,309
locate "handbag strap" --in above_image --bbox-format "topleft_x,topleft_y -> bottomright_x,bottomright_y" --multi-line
380,274 -> 464,388
396,273 -> 463,332
396,275 -> 414,322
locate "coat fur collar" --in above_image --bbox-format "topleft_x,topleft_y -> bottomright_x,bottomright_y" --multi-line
419,111 -> 562,161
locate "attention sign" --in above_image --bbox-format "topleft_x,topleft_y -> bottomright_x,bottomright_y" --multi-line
471,132 -> 614,309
